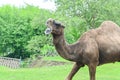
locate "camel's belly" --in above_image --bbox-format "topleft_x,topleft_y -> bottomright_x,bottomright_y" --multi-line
99,49 -> 120,65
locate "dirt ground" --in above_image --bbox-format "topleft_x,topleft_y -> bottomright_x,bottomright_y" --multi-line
29,58 -> 72,68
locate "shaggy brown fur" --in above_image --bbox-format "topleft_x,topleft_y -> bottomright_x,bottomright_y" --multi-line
45,18 -> 120,80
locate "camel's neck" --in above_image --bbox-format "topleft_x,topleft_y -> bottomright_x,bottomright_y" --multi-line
52,33 -> 82,61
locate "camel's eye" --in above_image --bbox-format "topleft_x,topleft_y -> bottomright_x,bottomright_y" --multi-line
53,20 -> 65,28
54,22 -> 61,27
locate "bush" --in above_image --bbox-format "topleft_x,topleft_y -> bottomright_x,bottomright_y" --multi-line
0,5 -> 53,58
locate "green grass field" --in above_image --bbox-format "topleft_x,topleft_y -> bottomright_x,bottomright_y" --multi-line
0,62 -> 120,80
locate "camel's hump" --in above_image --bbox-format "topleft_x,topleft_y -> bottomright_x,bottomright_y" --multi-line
95,21 -> 120,36
100,21 -> 119,29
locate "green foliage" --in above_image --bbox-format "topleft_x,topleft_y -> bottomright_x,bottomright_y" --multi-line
0,5 -> 35,58
0,5 -> 53,58
1,0 -> 120,59
55,0 -> 120,43
55,0 -> 120,26
41,44 -> 56,55
26,35 -> 52,55
64,17 -> 86,43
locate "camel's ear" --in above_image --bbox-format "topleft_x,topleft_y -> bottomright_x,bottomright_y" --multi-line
61,24 -> 65,28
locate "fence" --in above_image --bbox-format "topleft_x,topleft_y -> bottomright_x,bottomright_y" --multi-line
0,57 -> 21,68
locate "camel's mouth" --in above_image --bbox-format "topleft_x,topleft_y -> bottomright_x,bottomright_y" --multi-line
44,18 -> 54,35
44,27 -> 52,35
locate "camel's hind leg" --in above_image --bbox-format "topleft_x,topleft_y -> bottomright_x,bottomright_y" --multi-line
65,62 -> 84,80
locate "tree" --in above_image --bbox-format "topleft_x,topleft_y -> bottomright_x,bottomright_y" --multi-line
0,5 -> 53,58
54,0 -> 120,43
0,5 -> 34,58
55,0 -> 120,29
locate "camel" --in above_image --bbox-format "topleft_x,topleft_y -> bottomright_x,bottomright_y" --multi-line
44,18 -> 120,80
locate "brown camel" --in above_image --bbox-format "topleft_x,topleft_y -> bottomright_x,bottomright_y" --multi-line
44,18 -> 120,80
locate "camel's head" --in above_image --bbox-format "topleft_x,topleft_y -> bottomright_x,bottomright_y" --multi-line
45,18 -> 65,35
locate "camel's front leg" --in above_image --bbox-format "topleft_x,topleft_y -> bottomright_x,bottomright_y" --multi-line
65,62 -> 84,80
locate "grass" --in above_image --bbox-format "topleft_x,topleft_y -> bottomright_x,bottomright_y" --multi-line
0,62 -> 120,80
